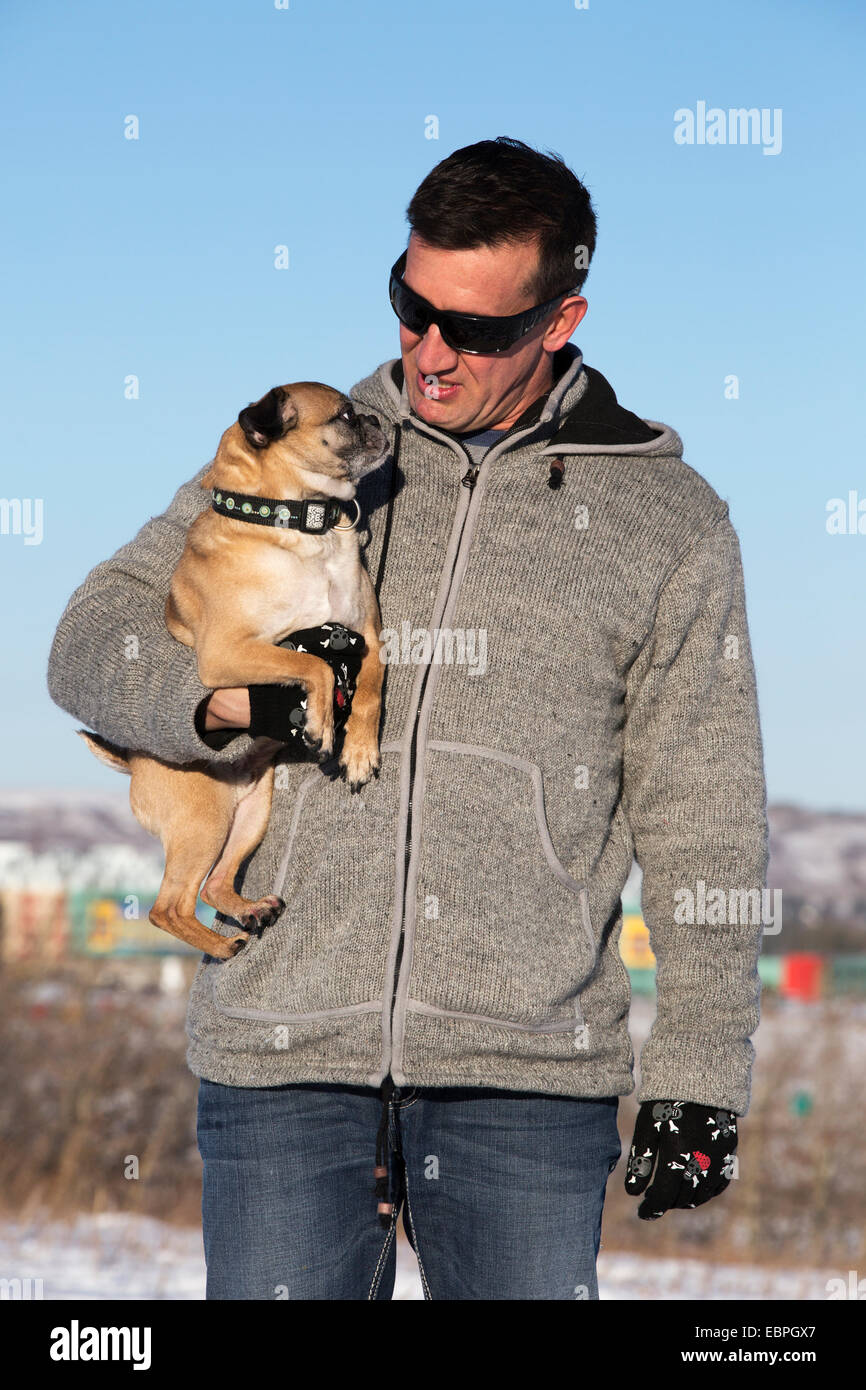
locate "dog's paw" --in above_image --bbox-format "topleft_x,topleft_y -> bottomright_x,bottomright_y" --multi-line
338,740 -> 381,794
302,726 -> 334,760
238,894 -> 286,933
210,931 -> 250,960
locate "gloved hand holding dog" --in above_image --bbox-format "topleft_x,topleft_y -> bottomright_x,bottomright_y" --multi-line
247,623 -> 367,761
624,1099 -> 739,1219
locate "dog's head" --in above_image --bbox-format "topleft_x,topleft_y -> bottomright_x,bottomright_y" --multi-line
214,383 -> 388,498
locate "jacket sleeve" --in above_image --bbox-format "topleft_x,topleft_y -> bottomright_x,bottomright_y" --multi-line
46,462 -> 259,766
622,511 -> 769,1116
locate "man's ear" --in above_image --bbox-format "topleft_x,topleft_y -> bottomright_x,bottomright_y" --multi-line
238,387 -> 299,450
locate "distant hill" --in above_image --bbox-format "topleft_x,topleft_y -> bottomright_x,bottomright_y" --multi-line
0,787 -> 153,853
0,788 -> 161,892
625,803 -> 866,947
0,791 -> 865,932
767,804 -> 866,922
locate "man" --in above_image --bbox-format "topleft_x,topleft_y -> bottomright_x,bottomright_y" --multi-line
47,137 -> 768,1300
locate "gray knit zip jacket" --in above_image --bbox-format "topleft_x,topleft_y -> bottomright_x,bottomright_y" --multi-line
46,344 -> 769,1113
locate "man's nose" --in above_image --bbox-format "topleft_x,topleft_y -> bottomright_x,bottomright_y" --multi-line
414,321 -> 458,372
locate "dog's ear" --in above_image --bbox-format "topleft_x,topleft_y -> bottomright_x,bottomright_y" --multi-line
238,387 -> 299,450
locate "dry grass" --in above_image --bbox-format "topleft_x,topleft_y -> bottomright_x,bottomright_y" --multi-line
1,959 -> 202,1227
601,994 -> 866,1271
2,960 -> 864,1274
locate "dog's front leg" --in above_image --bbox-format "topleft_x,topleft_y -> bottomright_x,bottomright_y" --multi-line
338,575 -> 384,791
197,640 -> 336,757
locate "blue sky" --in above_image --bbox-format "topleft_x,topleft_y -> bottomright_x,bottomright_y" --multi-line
2,0 -> 864,809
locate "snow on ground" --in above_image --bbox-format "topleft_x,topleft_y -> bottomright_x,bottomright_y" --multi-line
0,1213 -> 839,1301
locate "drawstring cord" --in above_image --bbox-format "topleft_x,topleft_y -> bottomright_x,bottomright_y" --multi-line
374,1075 -> 396,1229
371,429 -> 401,1231
547,455 -> 565,489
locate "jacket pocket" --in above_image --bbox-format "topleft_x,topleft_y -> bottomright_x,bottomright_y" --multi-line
407,742 -> 598,1029
209,744 -> 403,1022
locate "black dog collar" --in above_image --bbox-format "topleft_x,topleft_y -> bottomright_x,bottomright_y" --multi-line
211,487 -> 358,533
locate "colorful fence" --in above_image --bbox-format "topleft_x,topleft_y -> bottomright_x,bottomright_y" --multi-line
0,888 -> 210,960
67,890 -> 209,955
831,954 -> 866,994
2,888 -> 866,989
0,889 -> 70,964
615,920 -> 866,998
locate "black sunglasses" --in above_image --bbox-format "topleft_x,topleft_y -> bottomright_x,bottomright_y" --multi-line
388,250 -> 577,355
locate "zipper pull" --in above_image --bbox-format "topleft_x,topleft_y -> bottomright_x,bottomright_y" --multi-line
461,465 -> 479,489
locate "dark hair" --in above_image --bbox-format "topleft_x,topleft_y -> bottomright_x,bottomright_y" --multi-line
405,136 -> 597,301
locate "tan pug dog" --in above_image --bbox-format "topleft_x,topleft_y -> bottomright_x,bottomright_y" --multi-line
78,383 -> 390,958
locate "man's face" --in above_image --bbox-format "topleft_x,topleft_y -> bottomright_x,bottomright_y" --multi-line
398,234 -> 587,433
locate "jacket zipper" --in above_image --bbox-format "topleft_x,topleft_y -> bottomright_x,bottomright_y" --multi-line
388,460 -> 472,1026
386,416 -> 539,1058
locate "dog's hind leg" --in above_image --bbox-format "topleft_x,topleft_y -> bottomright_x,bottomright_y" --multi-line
128,755 -> 250,959
199,764 -> 285,933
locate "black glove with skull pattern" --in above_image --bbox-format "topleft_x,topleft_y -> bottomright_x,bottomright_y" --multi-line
624,1099 -> 739,1219
247,623 -> 366,756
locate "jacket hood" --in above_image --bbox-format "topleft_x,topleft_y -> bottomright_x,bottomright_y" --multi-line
350,342 -> 684,458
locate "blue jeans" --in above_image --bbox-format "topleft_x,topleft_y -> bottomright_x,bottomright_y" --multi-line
196,1078 -> 622,1300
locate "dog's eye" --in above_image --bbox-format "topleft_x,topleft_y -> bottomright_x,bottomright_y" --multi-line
337,404 -> 356,424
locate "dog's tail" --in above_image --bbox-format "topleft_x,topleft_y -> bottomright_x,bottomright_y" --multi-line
76,729 -> 131,775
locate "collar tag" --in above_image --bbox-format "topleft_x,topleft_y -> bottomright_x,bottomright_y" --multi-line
302,500 -> 327,532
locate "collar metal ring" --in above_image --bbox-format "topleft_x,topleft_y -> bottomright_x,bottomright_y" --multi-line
331,497 -> 361,531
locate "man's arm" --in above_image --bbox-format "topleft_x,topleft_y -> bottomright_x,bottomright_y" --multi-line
47,462 -> 259,766
622,510 -> 769,1116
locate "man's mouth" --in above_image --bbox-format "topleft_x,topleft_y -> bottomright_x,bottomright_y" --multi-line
417,370 -> 460,402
